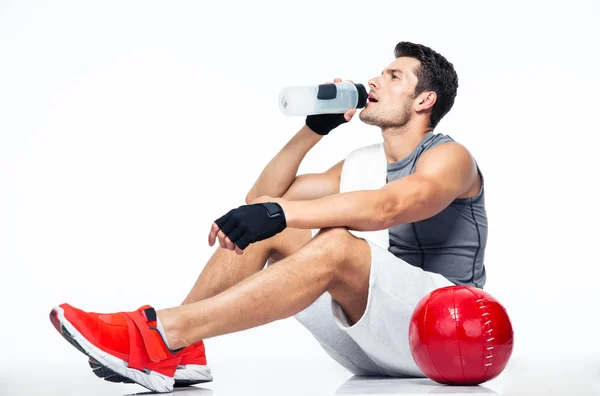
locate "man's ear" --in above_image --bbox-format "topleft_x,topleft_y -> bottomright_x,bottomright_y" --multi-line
415,91 -> 436,112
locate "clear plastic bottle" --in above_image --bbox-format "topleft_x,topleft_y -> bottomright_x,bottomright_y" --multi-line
278,81 -> 368,116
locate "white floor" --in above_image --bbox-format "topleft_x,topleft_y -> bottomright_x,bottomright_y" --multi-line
2,355 -> 599,396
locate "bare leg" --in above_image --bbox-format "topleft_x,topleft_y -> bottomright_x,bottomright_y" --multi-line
159,227 -> 372,350
181,227 -> 312,304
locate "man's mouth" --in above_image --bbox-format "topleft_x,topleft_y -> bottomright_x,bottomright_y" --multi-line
367,93 -> 378,104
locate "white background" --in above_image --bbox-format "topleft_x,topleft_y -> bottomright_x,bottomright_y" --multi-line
1,0 -> 600,394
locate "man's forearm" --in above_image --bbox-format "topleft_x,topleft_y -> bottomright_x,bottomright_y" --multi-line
246,125 -> 322,203
276,173 -> 443,232
280,190 -> 396,231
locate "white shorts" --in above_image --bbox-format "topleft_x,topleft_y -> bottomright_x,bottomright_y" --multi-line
292,238 -> 454,377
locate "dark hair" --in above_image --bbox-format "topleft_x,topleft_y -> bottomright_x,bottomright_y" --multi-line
394,42 -> 458,129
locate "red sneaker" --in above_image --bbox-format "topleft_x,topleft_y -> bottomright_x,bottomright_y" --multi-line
49,303 -> 186,393
173,340 -> 213,386
88,341 -> 213,387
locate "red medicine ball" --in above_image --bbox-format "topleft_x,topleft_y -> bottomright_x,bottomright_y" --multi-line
409,285 -> 514,386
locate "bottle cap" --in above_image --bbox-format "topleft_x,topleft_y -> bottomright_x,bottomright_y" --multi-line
354,83 -> 368,109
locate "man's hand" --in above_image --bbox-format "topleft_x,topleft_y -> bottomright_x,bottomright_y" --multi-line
208,199 -> 287,254
305,78 -> 358,136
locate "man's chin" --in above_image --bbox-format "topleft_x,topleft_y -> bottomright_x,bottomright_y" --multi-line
358,113 -> 380,127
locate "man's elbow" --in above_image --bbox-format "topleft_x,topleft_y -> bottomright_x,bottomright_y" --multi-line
245,188 -> 262,205
377,188 -> 430,229
376,192 -> 403,229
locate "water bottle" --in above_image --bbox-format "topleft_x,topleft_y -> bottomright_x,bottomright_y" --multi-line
278,81 -> 368,116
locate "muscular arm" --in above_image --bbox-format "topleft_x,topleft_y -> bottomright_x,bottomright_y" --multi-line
276,142 -> 480,230
279,160 -> 344,201
245,125 -> 325,204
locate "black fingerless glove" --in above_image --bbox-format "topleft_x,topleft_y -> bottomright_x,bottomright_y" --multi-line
214,203 -> 287,250
306,113 -> 349,136
305,82 -> 367,136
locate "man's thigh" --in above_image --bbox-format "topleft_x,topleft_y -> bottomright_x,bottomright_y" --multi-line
331,239 -> 456,377
282,228 -> 456,377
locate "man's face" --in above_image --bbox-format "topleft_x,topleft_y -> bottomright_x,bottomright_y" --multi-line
359,56 -> 421,129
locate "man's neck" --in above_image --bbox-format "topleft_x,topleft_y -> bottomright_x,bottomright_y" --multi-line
381,124 -> 433,164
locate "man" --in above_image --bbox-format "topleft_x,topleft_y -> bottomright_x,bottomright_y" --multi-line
49,41 -> 487,393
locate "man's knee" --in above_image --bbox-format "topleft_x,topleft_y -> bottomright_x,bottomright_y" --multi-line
314,226 -> 355,245
315,228 -> 371,322
270,226 -> 360,266
309,227 -> 357,262
312,227 -> 372,272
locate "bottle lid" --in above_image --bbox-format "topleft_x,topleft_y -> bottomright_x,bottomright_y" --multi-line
354,83 -> 368,109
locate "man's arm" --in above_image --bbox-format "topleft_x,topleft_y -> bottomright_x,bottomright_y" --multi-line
277,142 -> 479,231
246,87 -> 355,204
245,125 -> 325,204
279,159 -> 344,201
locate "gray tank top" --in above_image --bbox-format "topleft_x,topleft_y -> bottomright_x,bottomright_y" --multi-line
387,132 -> 487,288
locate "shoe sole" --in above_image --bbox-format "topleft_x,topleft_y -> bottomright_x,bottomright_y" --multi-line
49,306 -> 174,393
88,358 -> 213,387
173,363 -> 213,386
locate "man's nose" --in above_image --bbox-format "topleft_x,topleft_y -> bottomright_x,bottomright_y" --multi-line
368,76 -> 380,90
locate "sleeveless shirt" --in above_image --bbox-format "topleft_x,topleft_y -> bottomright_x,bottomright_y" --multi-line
386,132 -> 487,287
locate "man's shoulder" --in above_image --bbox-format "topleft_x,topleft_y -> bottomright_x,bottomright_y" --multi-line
429,131 -> 456,145
418,138 -> 476,172
428,133 -> 473,156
